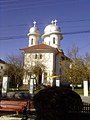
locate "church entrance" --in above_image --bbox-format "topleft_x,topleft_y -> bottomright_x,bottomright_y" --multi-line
38,74 -> 42,85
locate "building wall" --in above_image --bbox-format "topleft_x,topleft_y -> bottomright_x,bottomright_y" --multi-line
0,62 -> 7,81
49,34 -> 60,48
28,35 -> 39,47
23,52 -> 55,85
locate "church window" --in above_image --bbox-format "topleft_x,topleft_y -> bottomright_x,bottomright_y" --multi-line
49,41 -> 50,45
35,54 -> 37,59
31,38 -> 33,45
53,37 -> 55,44
40,54 -> 42,59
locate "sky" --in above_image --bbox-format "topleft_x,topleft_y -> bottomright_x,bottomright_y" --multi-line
0,0 -> 90,60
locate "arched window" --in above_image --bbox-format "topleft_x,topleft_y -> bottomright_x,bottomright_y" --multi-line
35,54 -> 37,59
40,54 -> 42,59
31,38 -> 33,45
53,37 -> 55,44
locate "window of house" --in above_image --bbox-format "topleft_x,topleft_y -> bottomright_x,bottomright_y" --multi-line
31,38 -> 33,45
53,37 -> 55,44
35,54 -> 37,59
1,66 -> 3,69
40,54 -> 42,59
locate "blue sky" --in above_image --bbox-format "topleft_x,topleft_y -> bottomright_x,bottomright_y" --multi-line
0,0 -> 90,60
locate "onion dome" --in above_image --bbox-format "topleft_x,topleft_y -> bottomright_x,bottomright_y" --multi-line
28,21 -> 40,37
42,20 -> 63,39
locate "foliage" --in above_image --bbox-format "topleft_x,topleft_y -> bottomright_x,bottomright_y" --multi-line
60,45 -> 90,86
83,52 -> 90,81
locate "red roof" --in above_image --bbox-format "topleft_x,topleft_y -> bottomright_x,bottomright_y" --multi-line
20,43 -> 57,51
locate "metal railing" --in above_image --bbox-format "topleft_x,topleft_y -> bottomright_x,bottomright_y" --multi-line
82,102 -> 90,113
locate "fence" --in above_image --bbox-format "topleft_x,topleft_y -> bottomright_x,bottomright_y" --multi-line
67,103 -> 90,120
82,102 -> 90,113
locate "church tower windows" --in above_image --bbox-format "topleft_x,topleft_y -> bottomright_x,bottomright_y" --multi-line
53,37 -> 55,44
31,38 -> 33,45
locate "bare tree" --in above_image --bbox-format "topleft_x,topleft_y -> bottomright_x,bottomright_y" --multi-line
24,61 -> 46,86
67,44 -> 79,62
4,54 -> 24,89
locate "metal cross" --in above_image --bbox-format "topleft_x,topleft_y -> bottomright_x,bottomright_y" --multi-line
33,21 -> 36,27
54,19 -> 57,25
51,20 -> 54,24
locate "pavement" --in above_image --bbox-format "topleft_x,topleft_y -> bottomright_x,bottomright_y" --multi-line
0,116 -> 36,120
0,113 -> 36,120
81,96 -> 90,103
0,113 -> 22,120
0,116 -> 21,120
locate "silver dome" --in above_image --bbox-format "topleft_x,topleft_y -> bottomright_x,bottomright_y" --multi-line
28,21 -> 40,36
29,26 -> 40,34
44,24 -> 61,34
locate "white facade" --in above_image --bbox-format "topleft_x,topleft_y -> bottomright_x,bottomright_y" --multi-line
21,20 -> 64,86
23,51 -> 55,85
0,59 -> 7,81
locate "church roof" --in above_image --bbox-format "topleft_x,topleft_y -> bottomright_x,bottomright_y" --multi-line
20,43 -> 58,52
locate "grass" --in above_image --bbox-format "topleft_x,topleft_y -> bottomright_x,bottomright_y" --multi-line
74,88 -> 84,95
74,88 -> 90,96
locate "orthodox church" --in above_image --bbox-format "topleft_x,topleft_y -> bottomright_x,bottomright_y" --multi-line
20,20 -> 66,86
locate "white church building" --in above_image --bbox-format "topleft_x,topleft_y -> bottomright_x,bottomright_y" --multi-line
20,20 -> 66,86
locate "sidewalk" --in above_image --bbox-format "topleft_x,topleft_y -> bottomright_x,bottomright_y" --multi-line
0,113 -> 36,120
0,112 -> 22,120
81,96 -> 90,103
0,116 -> 21,120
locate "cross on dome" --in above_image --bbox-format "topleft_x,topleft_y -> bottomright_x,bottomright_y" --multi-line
33,21 -> 36,27
51,20 -> 54,24
51,20 -> 58,25
54,19 -> 57,25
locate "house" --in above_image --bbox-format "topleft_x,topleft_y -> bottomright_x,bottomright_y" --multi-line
20,20 -> 67,86
0,59 -> 7,82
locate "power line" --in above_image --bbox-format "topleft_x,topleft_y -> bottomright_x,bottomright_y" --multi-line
0,18 -> 90,28
0,0 -> 89,11
0,35 -> 27,41
0,30 -> 90,41
60,19 -> 90,23
63,30 -> 90,35
0,0 -> 20,3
